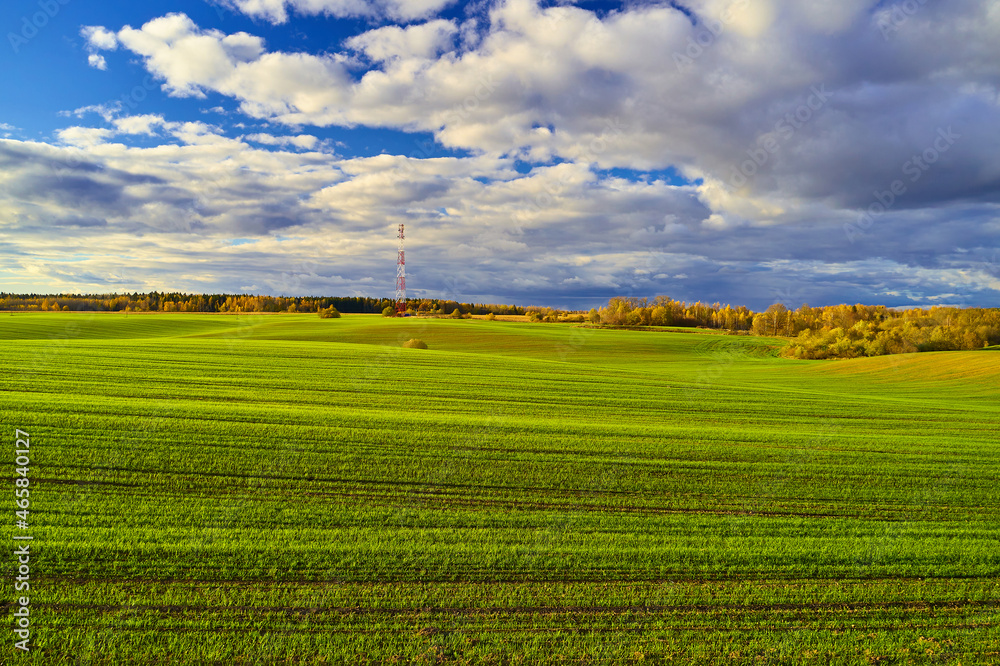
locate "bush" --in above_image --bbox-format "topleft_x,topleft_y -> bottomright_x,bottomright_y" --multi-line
450,308 -> 463,319
318,307 -> 341,319
402,339 -> 427,349
382,306 -> 395,317
484,312 -> 496,321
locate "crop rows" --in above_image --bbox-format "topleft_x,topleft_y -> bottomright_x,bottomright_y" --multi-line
1,314 -> 998,663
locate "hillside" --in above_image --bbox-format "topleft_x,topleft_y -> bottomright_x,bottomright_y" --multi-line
1,313 -> 998,663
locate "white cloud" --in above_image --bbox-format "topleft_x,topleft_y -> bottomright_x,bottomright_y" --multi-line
167,121 -> 237,146
384,0 -> 454,22
7,0 -> 1000,308
88,54 -> 108,70
245,133 -> 319,150
81,1 -> 1000,209
2,130 -> 998,308
116,14 -> 268,97
65,104 -> 120,122
346,19 -> 457,62
222,0 -> 454,24
115,14 -> 350,117
56,127 -> 115,148
81,25 -> 119,51
55,111 -> 235,148
113,114 -> 168,136
224,52 -> 350,118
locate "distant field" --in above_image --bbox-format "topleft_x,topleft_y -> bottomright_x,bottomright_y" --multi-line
2,312 -> 999,664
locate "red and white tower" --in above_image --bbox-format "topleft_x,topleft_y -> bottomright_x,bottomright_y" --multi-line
394,223 -> 406,314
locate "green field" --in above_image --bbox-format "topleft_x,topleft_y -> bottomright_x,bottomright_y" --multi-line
2,312 -> 999,664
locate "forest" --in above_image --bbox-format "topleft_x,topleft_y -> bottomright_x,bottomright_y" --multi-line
589,297 -> 1000,358
4,292 -> 998,358
0,293 -> 524,317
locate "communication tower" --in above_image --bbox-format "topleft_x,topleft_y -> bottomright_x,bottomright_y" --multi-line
395,223 -> 406,314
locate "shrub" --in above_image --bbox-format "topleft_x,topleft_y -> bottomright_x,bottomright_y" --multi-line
382,306 -> 395,317
402,339 -> 427,349
318,307 -> 341,319
485,313 -> 496,321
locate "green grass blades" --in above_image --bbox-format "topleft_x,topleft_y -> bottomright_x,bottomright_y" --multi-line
2,313 -> 999,664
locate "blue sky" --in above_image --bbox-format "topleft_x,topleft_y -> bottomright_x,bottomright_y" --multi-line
1,0 -> 998,310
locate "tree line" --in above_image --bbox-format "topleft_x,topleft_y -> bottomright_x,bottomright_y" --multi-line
6,291 -> 997,358
771,303 -> 1000,358
0,293 -> 524,316
587,297 -> 1000,358
392,299 -> 525,316
588,297 -> 755,330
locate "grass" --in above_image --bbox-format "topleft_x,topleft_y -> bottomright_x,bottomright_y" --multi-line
1,312 -> 999,664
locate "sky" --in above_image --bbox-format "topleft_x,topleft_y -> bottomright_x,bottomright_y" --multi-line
0,0 -> 998,310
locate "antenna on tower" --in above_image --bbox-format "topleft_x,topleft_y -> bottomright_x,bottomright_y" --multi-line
395,223 -> 406,315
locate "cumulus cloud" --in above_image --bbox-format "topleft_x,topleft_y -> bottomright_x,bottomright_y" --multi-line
245,133 -> 319,149
99,1 -> 1000,213
0,134 -> 706,302
346,19 -> 458,62
81,25 -> 119,51
28,0 -> 1000,307
56,127 -> 116,148
106,12 -> 352,125
220,0 -> 455,24
64,104 -> 120,122
82,25 -> 117,70
4,126 -> 999,307
116,14 -> 269,98
113,114 -> 168,136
